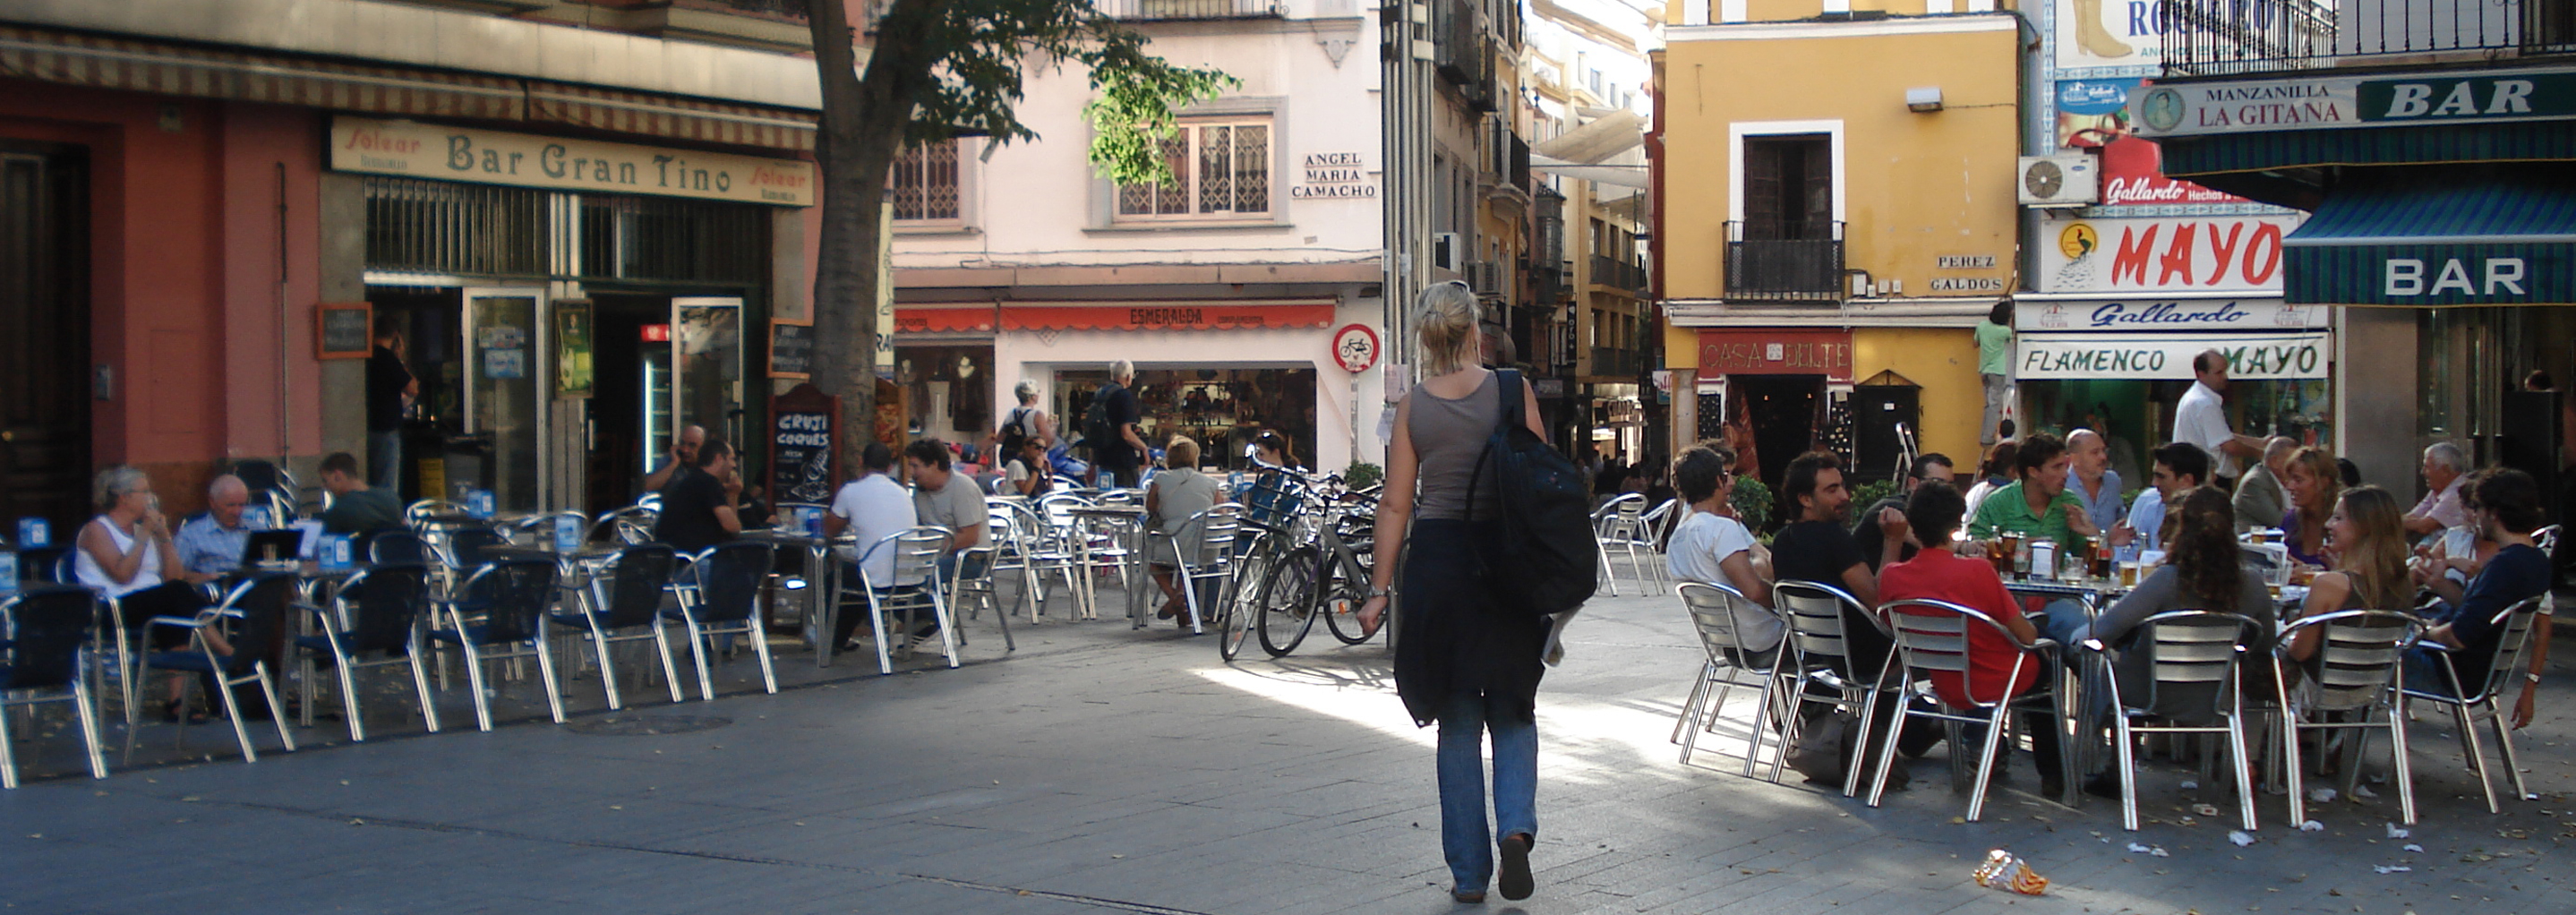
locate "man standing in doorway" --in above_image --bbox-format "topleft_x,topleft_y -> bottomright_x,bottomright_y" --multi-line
366,325 -> 418,492
2175,349 -> 2268,489
1976,300 -> 2015,447
1090,361 -> 1148,489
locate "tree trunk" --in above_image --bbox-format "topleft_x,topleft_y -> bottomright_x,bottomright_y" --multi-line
804,0 -> 929,459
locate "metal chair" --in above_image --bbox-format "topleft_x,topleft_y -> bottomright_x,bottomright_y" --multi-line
2272,610 -> 2422,826
997,501 -> 1089,621
441,526 -> 509,570
1596,494 -> 1664,595
1865,598 -> 2066,822
141,573 -> 299,763
946,534 -> 1014,654
1,586 -> 108,787
599,505 -> 659,545
1673,581 -> 1789,776
2085,611 -> 2264,832
2401,595 -> 2546,813
294,563 -> 441,741
19,545 -> 73,585
1772,579 -> 1894,797
550,544 -> 682,709
1168,504 -> 1245,636
403,500 -> 468,527
849,527 -> 959,675
428,559 -> 565,731
367,529 -> 432,565
665,541 -> 781,700
1641,497 -> 1682,552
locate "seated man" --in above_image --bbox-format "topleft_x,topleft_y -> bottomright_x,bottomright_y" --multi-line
826,441 -> 918,652
2411,468 -> 2553,722
1663,441 -> 1779,662
2114,441 -> 2210,560
653,436 -> 742,556
319,451 -> 405,536
173,475 -> 255,584
1772,451 -> 1896,682
1880,480 -> 2063,799
1853,453 -> 1952,573
903,439 -> 988,580
1965,432 -> 2100,646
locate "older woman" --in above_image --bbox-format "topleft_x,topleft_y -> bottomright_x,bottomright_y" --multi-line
2279,445 -> 2342,569
1145,436 -> 1223,625
2282,485 -> 2414,663
74,466 -> 223,721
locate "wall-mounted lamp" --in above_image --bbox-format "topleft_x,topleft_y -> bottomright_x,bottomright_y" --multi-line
1905,87 -> 1944,113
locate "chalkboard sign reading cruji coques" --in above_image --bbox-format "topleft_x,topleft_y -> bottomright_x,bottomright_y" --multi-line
770,383 -> 840,507
769,320 -> 814,379
316,303 -> 373,360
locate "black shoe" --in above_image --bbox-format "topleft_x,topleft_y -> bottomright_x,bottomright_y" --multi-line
1496,834 -> 1534,902
2084,773 -> 2123,800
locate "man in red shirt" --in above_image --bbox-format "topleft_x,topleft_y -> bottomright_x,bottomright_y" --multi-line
1879,480 -> 2064,799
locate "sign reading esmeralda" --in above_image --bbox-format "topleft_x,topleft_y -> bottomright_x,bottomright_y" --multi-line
2015,332 -> 2330,381
331,117 -> 813,207
2132,66 -> 2576,137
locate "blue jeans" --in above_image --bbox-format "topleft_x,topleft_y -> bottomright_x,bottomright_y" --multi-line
2038,598 -> 2089,649
368,430 -> 402,491
1437,690 -> 1538,893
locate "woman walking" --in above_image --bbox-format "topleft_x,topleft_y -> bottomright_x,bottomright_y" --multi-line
1357,281 -> 1552,903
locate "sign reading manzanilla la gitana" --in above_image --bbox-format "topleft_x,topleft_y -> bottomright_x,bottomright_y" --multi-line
2015,332 -> 2330,381
2287,243 -> 2576,306
2131,65 -> 2576,137
331,116 -> 813,206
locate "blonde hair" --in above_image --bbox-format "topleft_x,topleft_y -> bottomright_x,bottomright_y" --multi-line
1416,281 -> 1481,375
2285,445 -> 2343,518
1165,435 -> 1201,468
2332,486 -> 2413,610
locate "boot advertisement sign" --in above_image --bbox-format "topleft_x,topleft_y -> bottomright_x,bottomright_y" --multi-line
2052,0 -> 2169,71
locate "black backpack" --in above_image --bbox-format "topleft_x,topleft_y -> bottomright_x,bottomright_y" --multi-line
998,406 -> 1036,458
1082,383 -> 1123,456
1465,369 -> 1599,617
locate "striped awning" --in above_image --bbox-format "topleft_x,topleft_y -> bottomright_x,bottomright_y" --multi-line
2284,170 -> 2576,306
0,25 -> 816,151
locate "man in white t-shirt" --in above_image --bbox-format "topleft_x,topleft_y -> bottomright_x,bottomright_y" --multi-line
2174,349 -> 2267,485
825,441 -> 919,652
1664,444 -> 1782,658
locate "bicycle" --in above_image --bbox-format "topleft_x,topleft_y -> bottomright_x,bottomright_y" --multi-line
1252,475 -> 1384,657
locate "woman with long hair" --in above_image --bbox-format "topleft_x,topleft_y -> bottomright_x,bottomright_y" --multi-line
2283,485 -> 2413,663
1356,280 -> 1552,903
2279,445 -> 2343,569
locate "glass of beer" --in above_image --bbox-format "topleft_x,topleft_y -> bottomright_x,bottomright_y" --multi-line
2118,560 -> 2140,588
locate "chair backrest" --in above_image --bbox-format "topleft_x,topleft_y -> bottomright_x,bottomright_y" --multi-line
443,526 -> 508,569
1035,492 -> 1091,531
594,543 -> 679,629
405,500 -> 466,526
1641,498 -> 1682,543
2129,610 -> 2259,720
1774,579 -> 1869,669
860,527 -> 952,589
1607,492 -> 1648,532
20,545 -> 73,585
2464,595 -> 2547,703
2278,609 -> 2419,714
1880,597 -> 2030,708
1676,581 -> 1775,666
456,560 -> 559,644
1177,503 -> 1244,569
343,563 -> 435,654
689,541 -> 774,624
1,585 -> 98,689
2535,525 -> 2562,555
217,572 -> 300,672
599,505 -> 659,545
367,529 -> 432,565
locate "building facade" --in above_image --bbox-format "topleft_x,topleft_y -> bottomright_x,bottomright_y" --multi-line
0,0 -> 827,528
1653,1 -> 2017,490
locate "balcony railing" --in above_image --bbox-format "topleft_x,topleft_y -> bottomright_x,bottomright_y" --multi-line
679,0 -> 808,23
2161,0 -> 2576,78
1588,346 -> 1644,379
1099,0 -> 1284,21
1724,221 -> 1844,302
1588,254 -> 1647,294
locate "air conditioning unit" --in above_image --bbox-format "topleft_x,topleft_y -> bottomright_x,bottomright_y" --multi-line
1469,260 -> 1505,295
2017,153 -> 2100,208
1432,232 -> 1462,271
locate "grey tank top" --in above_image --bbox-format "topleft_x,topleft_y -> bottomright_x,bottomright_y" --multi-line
1410,372 -> 1505,521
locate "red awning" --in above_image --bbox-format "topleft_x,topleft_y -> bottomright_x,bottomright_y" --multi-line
999,303 -> 1336,332
894,306 -> 999,334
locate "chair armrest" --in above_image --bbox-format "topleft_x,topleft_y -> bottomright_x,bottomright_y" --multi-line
148,614 -> 212,629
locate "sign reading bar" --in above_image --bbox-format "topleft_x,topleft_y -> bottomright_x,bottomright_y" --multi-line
330,116 -> 814,207
2132,66 -> 2576,138
2015,332 -> 2330,381
2287,244 -> 2576,307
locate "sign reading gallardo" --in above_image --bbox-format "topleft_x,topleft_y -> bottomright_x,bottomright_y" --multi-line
330,116 -> 813,207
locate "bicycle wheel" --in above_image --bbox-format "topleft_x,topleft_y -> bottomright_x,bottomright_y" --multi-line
1219,545 -> 1265,661
1255,546 -> 1321,657
1321,557 -> 1376,645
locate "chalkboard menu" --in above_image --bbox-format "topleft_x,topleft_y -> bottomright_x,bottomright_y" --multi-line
769,320 -> 814,379
316,303 -> 373,360
770,383 -> 840,506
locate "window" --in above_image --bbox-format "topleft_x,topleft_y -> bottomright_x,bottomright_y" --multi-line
1741,133 -> 1833,240
1116,120 -> 1271,219
890,139 -> 960,221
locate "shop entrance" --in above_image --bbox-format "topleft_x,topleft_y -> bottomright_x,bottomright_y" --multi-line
0,142 -> 90,531
1056,366 -> 1317,472
1733,373 -> 1826,494
583,295 -> 745,513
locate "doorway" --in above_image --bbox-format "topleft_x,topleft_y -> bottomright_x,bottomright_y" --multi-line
588,294 -> 672,513
1733,373 -> 1826,497
0,142 -> 90,532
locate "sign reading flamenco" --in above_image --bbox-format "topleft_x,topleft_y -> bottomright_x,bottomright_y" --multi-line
330,116 -> 812,207
2015,332 -> 2329,381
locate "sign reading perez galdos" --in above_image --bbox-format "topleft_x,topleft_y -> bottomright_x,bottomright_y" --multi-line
331,116 -> 813,207
2132,66 -> 2576,137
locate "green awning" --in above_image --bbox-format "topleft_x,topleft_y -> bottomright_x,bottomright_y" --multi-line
2284,171 -> 2576,306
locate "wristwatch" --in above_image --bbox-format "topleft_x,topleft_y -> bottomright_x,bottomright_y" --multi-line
1368,586 -> 1397,600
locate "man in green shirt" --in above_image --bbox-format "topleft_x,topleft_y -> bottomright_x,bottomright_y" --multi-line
1967,432 -> 2100,553
318,451 -> 405,536
1976,300 -> 2015,446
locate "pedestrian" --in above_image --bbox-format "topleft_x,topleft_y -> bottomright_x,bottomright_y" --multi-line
365,323 -> 417,491
1087,361 -> 1147,489
1977,300 -> 2015,447
2175,350 -> 2269,489
1356,280 -> 1553,904
993,380 -> 1055,458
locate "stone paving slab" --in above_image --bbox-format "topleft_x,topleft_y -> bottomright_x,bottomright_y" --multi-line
7,581 -> 2576,914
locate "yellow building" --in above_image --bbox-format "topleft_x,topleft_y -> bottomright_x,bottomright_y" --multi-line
1654,2 -> 2019,487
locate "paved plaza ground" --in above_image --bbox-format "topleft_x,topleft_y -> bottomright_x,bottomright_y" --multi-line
6,579 -> 2576,913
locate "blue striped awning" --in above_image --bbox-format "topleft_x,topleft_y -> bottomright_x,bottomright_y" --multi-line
2283,172 -> 2576,306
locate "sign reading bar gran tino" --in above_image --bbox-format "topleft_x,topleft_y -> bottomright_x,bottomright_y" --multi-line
331,117 -> 813,207
2015,332 -> 2329,381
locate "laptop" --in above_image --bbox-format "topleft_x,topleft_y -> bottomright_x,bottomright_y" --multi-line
241,529 -> 308,567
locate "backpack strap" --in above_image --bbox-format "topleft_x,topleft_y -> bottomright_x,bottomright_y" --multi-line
1461,369 -> 1523,525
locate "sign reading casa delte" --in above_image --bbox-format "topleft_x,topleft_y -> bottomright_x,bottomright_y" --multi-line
331,116 -> 814,207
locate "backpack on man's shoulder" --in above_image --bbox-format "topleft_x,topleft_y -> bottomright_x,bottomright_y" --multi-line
1468,369 -> 1599,618
998,406 -> 1035,458
1081,383 -> 1122,456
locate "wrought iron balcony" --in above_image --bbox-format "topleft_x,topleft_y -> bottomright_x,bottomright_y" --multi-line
1723,221 -> 1844,302
1098,0 -> 1285,21
1588,346 -> 1644,379
1588,254 -> 1647,295
2161,0 -> 2576,78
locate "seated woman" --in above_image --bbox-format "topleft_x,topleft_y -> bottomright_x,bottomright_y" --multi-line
1249,430 -> 1301,473
1145,436 -> 1225,626
1663,442 -> 1779,661
1879,479 -> 2063,798
75,466 -> 226,722
2278,445 -> 2343,571
1961,440 -> 2018,520
2283,485 -> 2415,665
